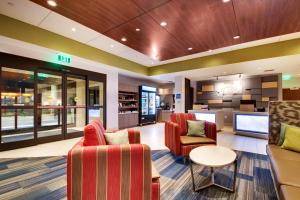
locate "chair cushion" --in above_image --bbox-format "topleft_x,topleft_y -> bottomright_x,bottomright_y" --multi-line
280,185 -> 300,200
180,136 -> 215,145
83,122 -> 106,146
270,157 -> 300,187
104,129 -> 129,145
282,125 -> 300,152
278,123 -> 288,146
171,113 -> 196,135
186,120 -> 205,137
267,144 -> 300,188
267,144 -> 300,162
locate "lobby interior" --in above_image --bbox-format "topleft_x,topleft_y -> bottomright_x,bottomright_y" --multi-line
0,0 -> 300,199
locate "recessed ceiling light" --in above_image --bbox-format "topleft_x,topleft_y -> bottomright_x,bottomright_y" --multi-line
135,28 -> 141,32
222,0 -> 231,3
121,37 -> 127,42
188,47 -> 193,51
71,27 -> 76,32
208,49 -> 213,52
233,35 -> 240,39
110,44 -> 114,48
47,0 -> 57,7
160,21 -> 167,27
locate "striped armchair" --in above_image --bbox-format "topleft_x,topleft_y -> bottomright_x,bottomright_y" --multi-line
67,120 -> 160,200
165,113 -> 217,157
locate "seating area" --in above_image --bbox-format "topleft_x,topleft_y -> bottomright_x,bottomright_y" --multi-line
267,102 -> 300,200
0,1 -> 300,200
67,120 -> 160,200
165,113 -> 216,157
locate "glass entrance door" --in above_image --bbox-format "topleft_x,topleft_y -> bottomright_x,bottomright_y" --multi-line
0,67 -> 35,144
88,80 -> 104,124
37,71 -> 63,140
66,75 -> 86,136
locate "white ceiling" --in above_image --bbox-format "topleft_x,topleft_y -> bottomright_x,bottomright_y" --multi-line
1,0 -> 300,67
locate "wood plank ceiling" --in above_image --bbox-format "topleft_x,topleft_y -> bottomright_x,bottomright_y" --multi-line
30,0 -> 300,61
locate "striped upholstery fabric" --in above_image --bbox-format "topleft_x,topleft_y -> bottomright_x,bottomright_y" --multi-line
204,121 -> 217,141
67,144 -> 153,200
128,129 -> 141,144
110,129 -> 140,144
151,180 -> 160,200
165,121 -> 181,156
170,113 -> 196,135
165,113 -> 217,156
68,121 -> 160,200
83,122 -> 106,146
92,119 -> 106,133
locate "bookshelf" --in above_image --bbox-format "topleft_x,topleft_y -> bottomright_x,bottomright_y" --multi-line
118,90 -> 139,128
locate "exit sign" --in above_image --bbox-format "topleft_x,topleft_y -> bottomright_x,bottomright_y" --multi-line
57,54 -> 71,64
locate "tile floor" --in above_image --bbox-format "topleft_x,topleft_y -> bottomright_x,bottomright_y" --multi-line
0,123 -> 267,158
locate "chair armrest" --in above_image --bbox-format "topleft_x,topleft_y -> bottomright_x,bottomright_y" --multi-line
67,144 -> 152,200
165,121 -> 181,156
205,121 -> 217,142
128,129 -> 141,144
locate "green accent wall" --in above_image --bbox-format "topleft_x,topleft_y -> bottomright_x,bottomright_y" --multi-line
148,38 -> 300,75
0,14 -> 148,75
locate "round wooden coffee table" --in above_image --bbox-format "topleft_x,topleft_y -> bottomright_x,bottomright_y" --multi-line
189,146 -> 237,192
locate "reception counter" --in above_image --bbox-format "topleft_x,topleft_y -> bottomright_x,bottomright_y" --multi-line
233,111 -> 269,139
188,110 -> 224,131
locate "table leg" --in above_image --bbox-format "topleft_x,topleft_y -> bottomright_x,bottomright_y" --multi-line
190,159 -> 238,193
190,160 -> 196,192
211,167 -> 214,184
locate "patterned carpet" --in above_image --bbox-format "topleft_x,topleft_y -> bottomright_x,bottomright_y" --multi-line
0,150 -> 277,200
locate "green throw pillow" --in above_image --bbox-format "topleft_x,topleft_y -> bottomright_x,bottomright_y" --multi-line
281,125 -> 300,153
187,120 -> 205,137
277,123 -> 288,146
104,129 -> 129,145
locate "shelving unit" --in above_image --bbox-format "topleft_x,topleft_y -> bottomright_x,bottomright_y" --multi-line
118,90 -> 139,129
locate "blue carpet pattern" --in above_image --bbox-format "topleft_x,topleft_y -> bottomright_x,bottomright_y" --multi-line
0,150 -> 277,200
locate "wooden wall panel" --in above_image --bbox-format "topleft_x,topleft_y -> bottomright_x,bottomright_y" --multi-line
262,82 -> 278,89
208,99 -> 223,104
202,84 -> 214,92
242,94 -> 251,100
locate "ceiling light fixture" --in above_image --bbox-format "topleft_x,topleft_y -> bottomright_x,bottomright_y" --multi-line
160,21 -> 167,27
222,0 -> 231,3
208,49 -> 212,52
47,0 -> 57,7
135,28 -> 141,31
233,35 -> 240,39
71,27 -> 76,32
121,37 -> 127,42
188,47 -> 193,51
110,44 -> 114,48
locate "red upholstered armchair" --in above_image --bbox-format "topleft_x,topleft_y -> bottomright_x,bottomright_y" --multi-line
67,120 -> 160,200
165,113 -> 217,157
